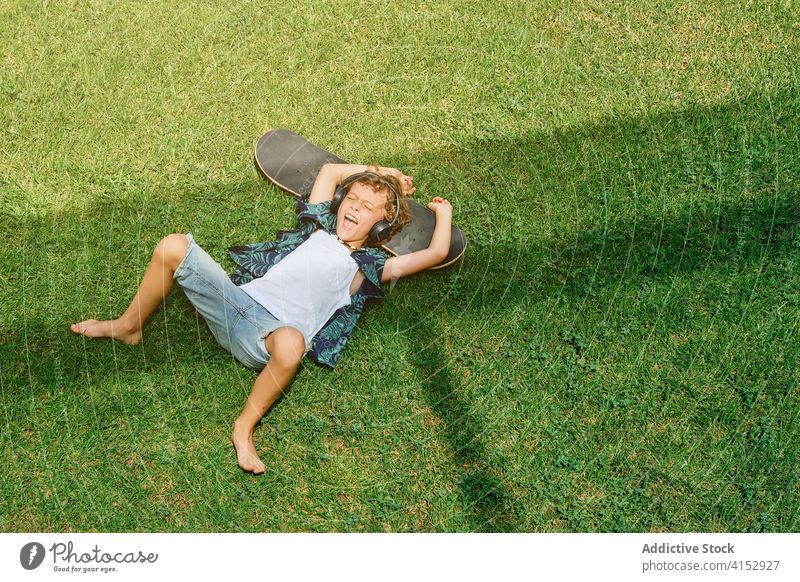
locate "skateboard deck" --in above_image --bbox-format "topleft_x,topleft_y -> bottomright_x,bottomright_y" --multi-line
254,129 -> 466,269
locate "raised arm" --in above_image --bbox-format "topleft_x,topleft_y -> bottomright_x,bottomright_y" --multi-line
308,163 -> 413,204
381,197 -> 453,282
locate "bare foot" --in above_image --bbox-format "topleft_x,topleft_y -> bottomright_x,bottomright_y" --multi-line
231,420 -> 266,475
69,319 -> 142,345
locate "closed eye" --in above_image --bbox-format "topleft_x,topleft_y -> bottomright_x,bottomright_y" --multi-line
347,193 -> 372,210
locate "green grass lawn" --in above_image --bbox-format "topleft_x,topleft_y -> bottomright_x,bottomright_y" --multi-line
1,0 -> 798,532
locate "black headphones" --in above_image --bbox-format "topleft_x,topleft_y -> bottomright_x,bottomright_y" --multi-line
330,171 -> 401,245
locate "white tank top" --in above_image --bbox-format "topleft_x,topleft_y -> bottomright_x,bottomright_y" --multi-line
239,230 -> 359,350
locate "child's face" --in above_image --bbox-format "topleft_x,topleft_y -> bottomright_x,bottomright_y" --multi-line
335,182 -> 389,244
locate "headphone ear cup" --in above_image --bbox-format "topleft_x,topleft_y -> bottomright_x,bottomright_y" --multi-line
368,220 -> 391,245
330,185 -> 346,212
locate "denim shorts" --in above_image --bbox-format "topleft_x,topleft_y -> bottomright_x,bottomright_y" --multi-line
173,233 -> 294,371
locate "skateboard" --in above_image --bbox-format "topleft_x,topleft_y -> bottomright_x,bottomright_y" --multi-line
254,129 -> 466,269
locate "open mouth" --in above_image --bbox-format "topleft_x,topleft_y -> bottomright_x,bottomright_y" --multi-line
344,213 -> 358,226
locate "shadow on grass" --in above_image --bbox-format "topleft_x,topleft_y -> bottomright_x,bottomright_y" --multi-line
378,90 -> 798,531
1,90 -> 797,531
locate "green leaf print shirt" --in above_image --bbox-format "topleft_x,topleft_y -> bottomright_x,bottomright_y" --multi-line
227,198 -> 389,368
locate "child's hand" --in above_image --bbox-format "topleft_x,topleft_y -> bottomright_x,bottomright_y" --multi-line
386,168 -> 416,196
427,196 -> 452,219
399,174 -> 416,197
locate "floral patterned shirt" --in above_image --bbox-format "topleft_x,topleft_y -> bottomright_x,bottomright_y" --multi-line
227,198 -> 389,368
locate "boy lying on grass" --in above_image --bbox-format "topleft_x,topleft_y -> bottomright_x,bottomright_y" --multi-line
70,163 -> 453,474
